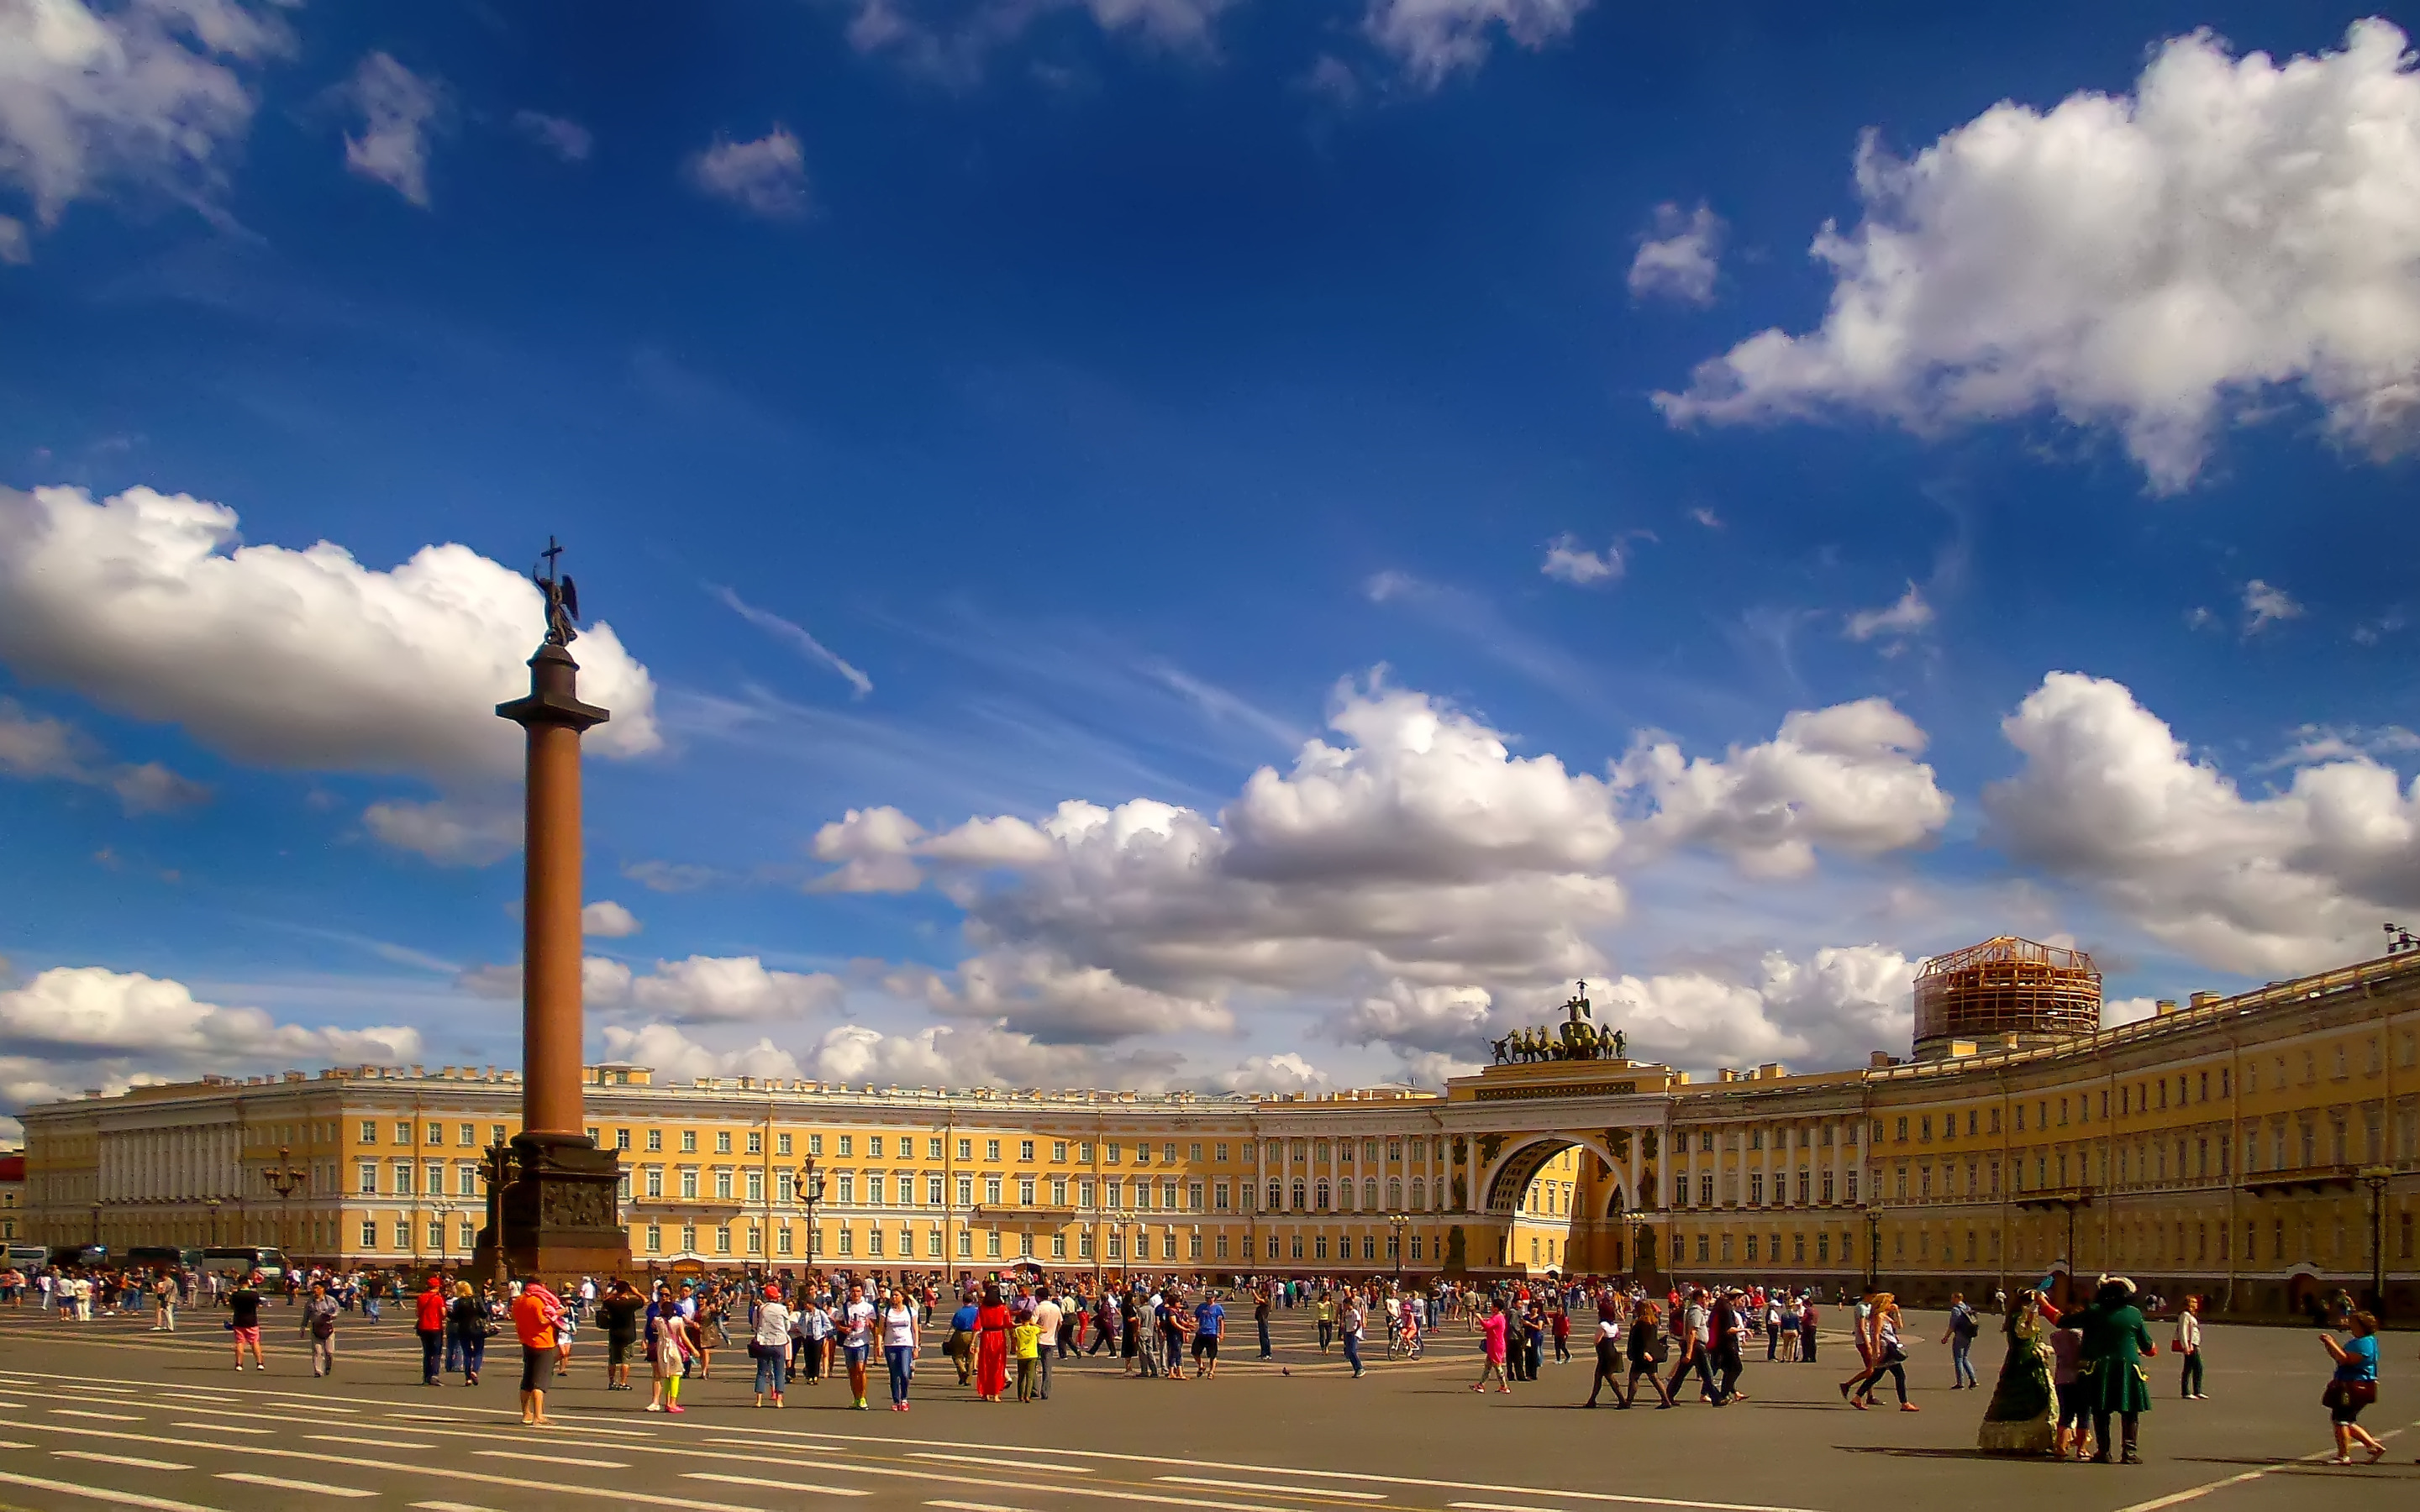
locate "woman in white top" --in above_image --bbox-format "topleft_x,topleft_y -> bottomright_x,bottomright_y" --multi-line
752,1288 -> 792,1407
881,1288 -> 920,1411
2173,1295 -> 2204,1399
1584,1299 -> 1625,1407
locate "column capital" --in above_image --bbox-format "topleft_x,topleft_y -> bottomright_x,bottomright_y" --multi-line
496,641 -> 609,731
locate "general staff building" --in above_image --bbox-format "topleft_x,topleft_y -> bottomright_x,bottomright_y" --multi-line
19,938 -> 2418,1316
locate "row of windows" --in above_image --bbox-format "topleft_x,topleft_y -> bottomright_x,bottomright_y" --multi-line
619,1221 -> 1428,1265
1677,1169 -> 1859,1207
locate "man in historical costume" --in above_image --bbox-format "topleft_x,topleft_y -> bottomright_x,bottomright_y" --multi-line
2058,1275 -> 2157,1464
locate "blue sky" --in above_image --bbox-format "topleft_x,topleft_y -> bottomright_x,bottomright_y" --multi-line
3,0 -> 2418,1121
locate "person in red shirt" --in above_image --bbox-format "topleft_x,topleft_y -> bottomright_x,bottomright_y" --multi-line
416,1276 -> 449,1386
513,1281 -> 563,1426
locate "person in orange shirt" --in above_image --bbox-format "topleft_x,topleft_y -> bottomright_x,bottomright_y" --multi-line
513,1280 -> 564,1426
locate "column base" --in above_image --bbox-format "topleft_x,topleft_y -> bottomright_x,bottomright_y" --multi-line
471,1132 -> 629,1284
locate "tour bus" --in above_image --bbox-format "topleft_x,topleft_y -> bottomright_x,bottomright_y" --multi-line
199,1245 -> 292,1282
126,1245 -> 203,1271
5,1244 -> 47,1274
46,1244 -> 108,1268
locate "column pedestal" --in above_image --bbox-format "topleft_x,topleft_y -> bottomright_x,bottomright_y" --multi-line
472,1134 -> 629,1282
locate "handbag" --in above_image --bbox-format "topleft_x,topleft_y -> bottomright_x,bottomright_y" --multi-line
2322,1378 -> 2377,1410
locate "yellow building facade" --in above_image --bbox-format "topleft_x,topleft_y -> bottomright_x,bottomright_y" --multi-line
19,948 -> 2419,1315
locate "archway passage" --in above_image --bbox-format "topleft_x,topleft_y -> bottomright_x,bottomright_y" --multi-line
1479,1133 -> 1628,1275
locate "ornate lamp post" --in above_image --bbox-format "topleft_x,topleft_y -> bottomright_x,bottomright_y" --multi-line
207,1197 -> 223,1247
476,1139 -> 518,1267
262,1146 -> 308,1264
436,1202 -> 455,1271
2358,1164 -> 2394,1317
794,1158 -> 823,1268
1386,1212 -> 1409,1289
1860,1203 -> 1881,1291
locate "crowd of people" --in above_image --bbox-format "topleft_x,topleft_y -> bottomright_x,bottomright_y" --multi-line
7,1257 -> 2404,1467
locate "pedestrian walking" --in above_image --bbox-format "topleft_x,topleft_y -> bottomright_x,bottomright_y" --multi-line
1342,1293 -> 1366,1378
1851,1294 -> 1916,1411
751,1285 -> 790,1408
974,1282 -> 1011,1403
2319,1311 -> 2384,1465
450,1282 -> 488,1385
229,1273 -> 267,1371
416,1274 -> 448,1385
1623,1301 -> 1674,1408
1942,1293 -> 1981,1390
1471,1299 -> 1511,1394
1583,1304 -> 1622,1406
302,1281 -> 339,1378
1255,1289 -> 1273,1360
882,1285 -> 919,1411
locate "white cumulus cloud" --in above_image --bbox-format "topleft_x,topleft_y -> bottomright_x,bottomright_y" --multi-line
844,0 -> 1237,81
1656,20 -> 2420,491
814,680 -> 1946,1060
1845,581 -> 1934,643
2242,579 -> 2303,634
339,52 -> 442,207
1615,697 -> 1951,877
0,0 -> 292,247
687,128 -> 808,220
1628,202 -> 1723,306
1541,534 -> 1622,585
0,697 -> 208,813
512,110 -> 591,162
1364,0 -> 1592,88
363,797 -> 518,867
1985,670 -> 2420,976
0,965 -> 422,1117
0,484 -> 660,780
581,900 -> 641,938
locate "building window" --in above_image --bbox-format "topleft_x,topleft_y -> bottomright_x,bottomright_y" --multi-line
776,1133 -> 792,1157
360,1220 -> 377,1248
645,1129 -> 662,1152
681,1170 -> 700,1200
959,1138 -> 974,1161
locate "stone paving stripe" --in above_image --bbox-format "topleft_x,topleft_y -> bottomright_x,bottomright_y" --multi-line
928,1501 -> 1038,1512
1452,1502 -> 1583,1512
51,1410 -> 145,1421
1160,1478 -> 1386,1500
0,1467 -> 224,1511
2107,1421 -> 2416,1512
306,1434 -> 437,1449
54,1452 -> 195,1472
411,1503 -> 507,1511
33,1424 -> 801,1512
685,1471 -> 874,1496
910,1452 -> 1097,1474
217,1472 -> 379,1498
471,1449 -> 633,1469
171,1424 -> 274,1435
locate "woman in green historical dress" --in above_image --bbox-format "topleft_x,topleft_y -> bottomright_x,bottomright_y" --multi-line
2060,1276 -> 2157,1464
1976,1289 -> 2060,1455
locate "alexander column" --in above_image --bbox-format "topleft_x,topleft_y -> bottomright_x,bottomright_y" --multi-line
472,540 -> 632,1281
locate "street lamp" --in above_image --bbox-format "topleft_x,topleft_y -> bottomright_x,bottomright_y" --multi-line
262,1146 -> 307,1283
1860,1203 -> 1881,1292
1386,1212 -> 1409,1290
2358,1165 -> 2394,1318
794,1158 -> 823,1267
88,1202 -> 101,1248
435,1202 -> 455,1272
207,1197 -> 223,1247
